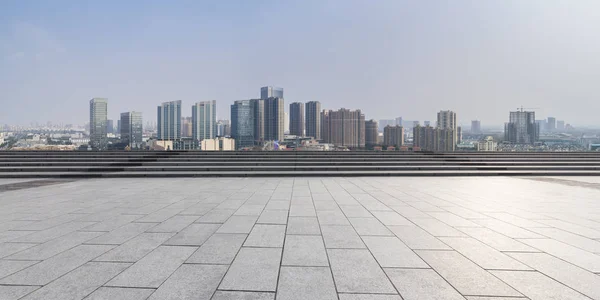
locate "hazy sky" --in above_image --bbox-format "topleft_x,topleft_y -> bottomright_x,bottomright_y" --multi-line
1,0 -> 599,126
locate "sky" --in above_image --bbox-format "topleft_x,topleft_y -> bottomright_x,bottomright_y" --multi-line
1,0 -> 599,127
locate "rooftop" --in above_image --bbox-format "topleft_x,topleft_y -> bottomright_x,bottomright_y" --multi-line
0,176 -> 599,299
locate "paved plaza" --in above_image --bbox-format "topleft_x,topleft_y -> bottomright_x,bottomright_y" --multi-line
0,177 -> 599,299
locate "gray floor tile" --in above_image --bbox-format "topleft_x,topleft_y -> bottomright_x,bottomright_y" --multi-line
244,224 -> 286,248
409,218 -> 467,237
12,221 -> 97,243
217,216 -> 258,234
385,268 -> 464,300
8,231 -> 104,260
164,223 -> 221,246
282,235 -> 329,266
257,210 -> 288,225
22,262 -> 130,300
508,252 -> 600,299
219,247 -> 282,292
0,260 -> 39,280
370,210 -> 413,226
0,285 -> 39,300
340,205 -> 373,218
264,201 -> 290,211
536,219 -> 600,239
147,264 -> 227,300
212,291 -> 275,300
465,297 -> 527,300
0,245 -> 113,285
328,249 -> 396,294
528,227 -> 600,253
286,217 -> 321,235
362,236 -> 428,268
196,209 -> 236,223
428,212 -> 482,227
0,230 -> 37,243
87,222 -> 157,245
235,205 -> 266,216
136,208 -> 183,223
457,227 -> 538,252
317,210 -> 350,225
84,287 -> 155,300
417,250 -> 522,297
440,237 -> 532,270
518,238 -> 600,272
338,295 -> 402,300
81,214 -> 142,232
289,204 -> 316,217
473,219 -> 544,239
0,242 -> 37,259
146,215 -> 199,233
321,225 -> 365,248
95,232 -> 175,262
186,233 -> 247,264
277,266 -> 337,300
388,226 -> 451,250
106,246 -> 196,288
491,270 -> 589,300
349,217 -> 393,236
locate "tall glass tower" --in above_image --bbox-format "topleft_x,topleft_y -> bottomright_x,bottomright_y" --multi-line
260,86 -> 283,99
120,111 -> 143,148
192,100 -> 217,143
89,98 -> 108,150
157,100 -> 182,140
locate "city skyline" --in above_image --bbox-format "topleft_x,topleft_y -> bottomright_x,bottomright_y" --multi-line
2,1 -> 600,126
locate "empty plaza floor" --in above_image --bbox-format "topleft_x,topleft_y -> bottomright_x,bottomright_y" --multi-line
0,177 -> 599,300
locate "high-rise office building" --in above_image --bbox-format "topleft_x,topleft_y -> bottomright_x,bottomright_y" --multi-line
457,126 -> 462,144
437,110 -> 457,146
264,97 -> 285,142
157,100 -> 182,140
504,110 -> 539,144
289,102 -> 304,136
192,100 -> 217,142
395,117 -> 403,126
284,112 -> 289,134
305,101 -> 321,140
536,119 -> 547,132
253,99 -> 265,142
424,121 -> 431,127
106,120 -> 114,134
260,86 -> 284,99
413,125 -> 454,152
321,108 -> 365,148
89,98 -> 108,150
365,120 -> 378,148
471,120 -> 481,133
547,117 -> 557,131
231,100 -> 256,149
120,111 -> 143,148
181,117 -> 192,137
216,120 -> 231,137
557,120 -> 565,131
384,125 -> 404,147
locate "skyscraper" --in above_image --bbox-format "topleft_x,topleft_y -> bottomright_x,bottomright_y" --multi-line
547,117 -> 557,131
305,101 -> 321,140
89,98 -> 108,150
289,102 -> 304,136
260,86 -> 284,99
471,120 -> 481,133
106,119 -> 114,134
181,117 -> 192,137
557,120 -> 565,131
192,100 -> 217,143
157,100 -> 182,140
321,108 -> 365,148
264,97 -> 284,142
216,120 -> 231,137
365,119 -> 378,148
505,110 -> 539,144
378,119 -> 395,132
395,117 -> 403,126
231,100 -> 256,149
120,111 -> 143,148
437,110 -> 457,147
384,125 -> 404,147
413,125 -> 454,152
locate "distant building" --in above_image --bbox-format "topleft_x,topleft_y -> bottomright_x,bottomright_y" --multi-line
383,125 -> 404,147
264,97 -> 285,142
413,125 -> 455,152
289,102 -> 304,136
181,117 -> 192,138
457,126 -> 462,144
216,120 -> 231,137
192,100 -> 217,143
413,121 -> 420,127
477,136 -> 497,151
157,100 -> 182,140
120,111 -> 143,148
536,119 -> 547,132
106,120 -> 114,134
504,110 -> 539,144
231,100 -> 256,149
423,121 -> 431,127
547,117 -> 557,131
201,137 -> 235,151
260,86 -> 284,99
557,120 -> 565,131
305,101 -> 321,140
437,110 -> 457,146
471,120 -> 481,133
365,120 -> 379,148
284,112 -> 290,135
378,119 -> 395,132
321,108 -> 365,148
395,117 -> 403,126
89,98 -> 108,150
